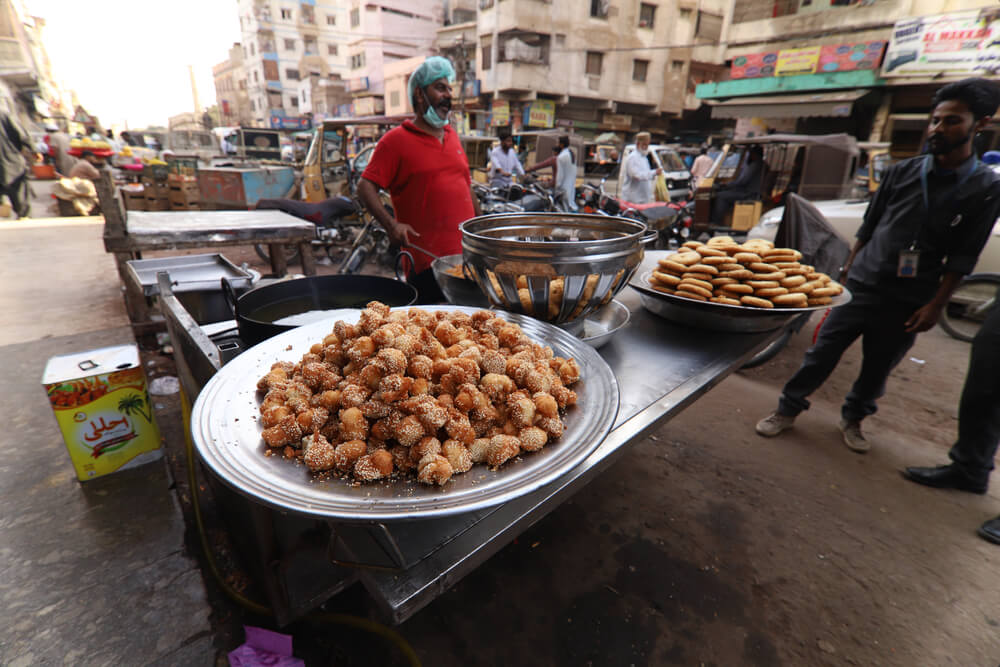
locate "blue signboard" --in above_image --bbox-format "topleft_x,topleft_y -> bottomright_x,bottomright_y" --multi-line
268,114 -> 312,130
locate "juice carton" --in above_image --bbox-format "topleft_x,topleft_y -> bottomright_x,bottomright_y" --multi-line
42,344 -> 162,481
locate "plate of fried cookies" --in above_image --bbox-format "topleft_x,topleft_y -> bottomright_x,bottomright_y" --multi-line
629,237 -> 851,333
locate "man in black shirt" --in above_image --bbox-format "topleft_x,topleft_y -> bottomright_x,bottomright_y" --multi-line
756,78 -> 1000,453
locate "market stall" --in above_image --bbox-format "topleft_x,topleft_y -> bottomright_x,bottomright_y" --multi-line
157,213 -> 849,625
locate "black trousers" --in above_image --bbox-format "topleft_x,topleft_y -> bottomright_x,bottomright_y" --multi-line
1,171 -> 30,218
778,284 -> 918,423
948,288 -> 1000,483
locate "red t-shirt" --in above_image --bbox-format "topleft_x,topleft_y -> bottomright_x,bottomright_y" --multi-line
361,121 -> 475,272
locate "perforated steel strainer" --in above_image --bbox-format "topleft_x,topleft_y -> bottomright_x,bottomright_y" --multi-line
461,213 -> 653,327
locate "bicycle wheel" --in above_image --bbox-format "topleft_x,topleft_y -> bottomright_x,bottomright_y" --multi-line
939,274 -> 1000,342
254,243 -> 301,265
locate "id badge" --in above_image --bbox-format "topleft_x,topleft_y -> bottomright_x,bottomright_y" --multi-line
897,248 -> 919,278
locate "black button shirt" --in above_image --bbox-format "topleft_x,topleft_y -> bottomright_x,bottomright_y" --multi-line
848,154 -> 1000,305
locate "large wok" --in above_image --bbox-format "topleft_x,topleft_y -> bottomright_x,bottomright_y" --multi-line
222,274 -> 418,346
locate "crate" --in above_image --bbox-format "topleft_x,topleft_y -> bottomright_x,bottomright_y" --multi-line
169,200 -> 200,211
168,182 -> 200,207
120,187 -> 146,211
166,155 -> 199,183
731,201 -> 763,232
142,181 -> 169,199
144,197 -> 170,211
142,163 -> 169,182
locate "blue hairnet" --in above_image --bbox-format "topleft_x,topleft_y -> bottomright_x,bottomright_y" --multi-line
407,56 -> 455,106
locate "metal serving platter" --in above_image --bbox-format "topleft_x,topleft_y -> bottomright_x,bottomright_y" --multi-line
629,250 -> 852,333
191,305 -> 619,522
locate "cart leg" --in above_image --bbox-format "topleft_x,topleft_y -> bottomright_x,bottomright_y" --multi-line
268,243 -> 288,277
298,242 -> 316,276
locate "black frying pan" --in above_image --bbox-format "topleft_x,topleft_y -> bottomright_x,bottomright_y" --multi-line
222,274 -> 418,346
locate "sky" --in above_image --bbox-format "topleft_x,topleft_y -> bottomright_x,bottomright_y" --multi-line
26,0 -> 242,130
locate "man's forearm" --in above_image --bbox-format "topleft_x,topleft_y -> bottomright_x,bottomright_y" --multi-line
840,239 -> 867,281
357,179 -> 395,229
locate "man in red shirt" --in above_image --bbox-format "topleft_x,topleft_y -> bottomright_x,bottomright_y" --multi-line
359,56 -> 481,302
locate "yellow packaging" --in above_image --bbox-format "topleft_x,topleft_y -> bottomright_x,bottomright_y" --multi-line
42,344 -> 162,482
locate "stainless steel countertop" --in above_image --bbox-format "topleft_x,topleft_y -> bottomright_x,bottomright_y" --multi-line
336,286 -> 794,623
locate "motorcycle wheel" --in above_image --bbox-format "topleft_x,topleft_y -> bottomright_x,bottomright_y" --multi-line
939,274 -> 1000,342
254,243 -> 301,265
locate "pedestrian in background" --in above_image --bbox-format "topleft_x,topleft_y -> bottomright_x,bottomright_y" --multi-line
690,146 -> 714,186
0,110 -> 33,218
555,135 -> 579,211
488,130 -> 524,191
755,77 -> 1000,453
621,131 -> 661,204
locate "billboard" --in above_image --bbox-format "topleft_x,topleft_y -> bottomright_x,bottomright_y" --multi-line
882,10 -> 1000,77
774,47 -> 821,76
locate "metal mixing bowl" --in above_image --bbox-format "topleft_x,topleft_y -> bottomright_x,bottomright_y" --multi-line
431,254 -> 491,308
461,213 -> 652,327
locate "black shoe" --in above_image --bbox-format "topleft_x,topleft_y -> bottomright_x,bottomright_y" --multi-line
978,517 -> 1000,545
902,464 -> 988,495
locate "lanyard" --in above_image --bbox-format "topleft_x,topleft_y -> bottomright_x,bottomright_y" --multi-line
920,153 -> 978,212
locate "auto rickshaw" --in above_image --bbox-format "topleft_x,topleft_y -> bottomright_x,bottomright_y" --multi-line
693,133 -> 860,232
301,115 -> 408,202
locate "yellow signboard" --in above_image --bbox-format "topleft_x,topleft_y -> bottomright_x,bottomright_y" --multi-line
491,100 -> 510,127
775,46 -> 820,76
527,99 -> 555,128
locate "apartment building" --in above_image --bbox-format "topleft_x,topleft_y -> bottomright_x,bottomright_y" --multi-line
213,43 -> 254,127
474,0 -> 729,139
696,0 -> 999,151
236,0 -> 351,126
0,0 -> 67,127
343,1 -> 445,117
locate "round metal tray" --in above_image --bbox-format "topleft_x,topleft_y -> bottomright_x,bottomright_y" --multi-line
191,305 -> 620,522
629,250 -> 852,333
579,299 -> 630,349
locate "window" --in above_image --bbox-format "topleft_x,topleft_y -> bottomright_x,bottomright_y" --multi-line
285,68 -> 300,80
479,0 -> 494,8
679,7 -> 692,18
284,38 -> 295,50
639,3 -> 655,28
280,8 -> 292,20
390,90 -> 400,107
585,51 -> 603,76
302,90 -> 307,103
253,70 -> 259,82
304,38 -> 317,54
263,60 -> 279,80
632,59 -> 649,82
328,44 -> 338,55
695,10 -> 723,40
290,96 -> 298,107
350,53 -> 366,69
481,42 -> 492,70
326,15 -> 336,25
590,0 -> 608,18
250,42 -> 255,55
250,100 -> 255,111
498,31 -> 550,65
350,8 -> 360,26
671,60 -> 684,72
300,4 -> 315,23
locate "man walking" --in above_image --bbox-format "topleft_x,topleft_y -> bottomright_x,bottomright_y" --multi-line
357,56 -> 480,302
555,135 -> 579,212
620,131 -> 661,204
755,78 -> 1000,453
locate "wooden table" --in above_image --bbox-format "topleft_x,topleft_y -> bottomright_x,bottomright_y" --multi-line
97,173 -> 316,334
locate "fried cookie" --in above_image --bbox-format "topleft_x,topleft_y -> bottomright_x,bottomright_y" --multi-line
651,271 -> 682,287
675,289 -> 708,302
740,295 -> 774,308
733,252 -> 762,265
772,293 -> 809,307
720,283 -> 754,295
755,286 -> 789,298
710,295 -> 742,306
677,283 -> 713,299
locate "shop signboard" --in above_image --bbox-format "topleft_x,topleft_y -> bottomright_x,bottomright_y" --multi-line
268,113 -> 312,130
524,99 -> 555,128
602,113 -> 632,131
491,100 -> 510,127
730,52 -> 779,79
882,10 -> 999,77
775,46 -> 821,76
818,41 -> 887,72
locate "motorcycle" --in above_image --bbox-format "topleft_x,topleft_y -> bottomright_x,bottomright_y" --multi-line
252,195 -> 367,265
578,177 -> 692,249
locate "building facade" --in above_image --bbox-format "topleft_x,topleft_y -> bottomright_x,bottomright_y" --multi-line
0,0 -> 68,129
236,0 -> 352,126
695,0 -> 1000,153
213,43 -> 254,127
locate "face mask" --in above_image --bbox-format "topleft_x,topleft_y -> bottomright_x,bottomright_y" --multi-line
420,89 -> 450,128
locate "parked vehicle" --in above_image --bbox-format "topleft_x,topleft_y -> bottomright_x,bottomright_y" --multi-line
693,133 -> 860,233
579,176 -> 692,248
129,127 -> 222,163
617,144 -> 692,202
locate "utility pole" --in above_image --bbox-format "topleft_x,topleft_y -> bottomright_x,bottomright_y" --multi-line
455,33 -> 467,133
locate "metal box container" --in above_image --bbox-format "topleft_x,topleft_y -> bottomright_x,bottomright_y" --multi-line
196,166 -> 296,209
